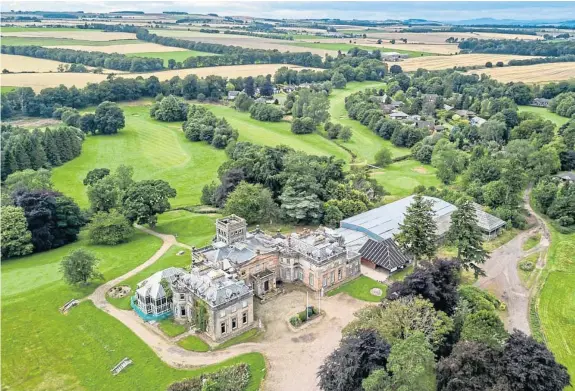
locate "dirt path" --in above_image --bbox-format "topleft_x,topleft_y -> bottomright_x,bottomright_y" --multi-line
476,189 -> 550,334
87,225 -> 365,390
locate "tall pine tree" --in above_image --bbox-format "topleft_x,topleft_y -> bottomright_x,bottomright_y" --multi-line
448,200 -> 488,277
43,128 -> 61,166
394,194 -> 437,268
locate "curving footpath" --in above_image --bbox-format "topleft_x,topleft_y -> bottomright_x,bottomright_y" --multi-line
88,225 -> 365,391
476,189 -> 550,335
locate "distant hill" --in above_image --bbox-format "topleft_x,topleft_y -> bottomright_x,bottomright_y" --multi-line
452,17 -> 571,26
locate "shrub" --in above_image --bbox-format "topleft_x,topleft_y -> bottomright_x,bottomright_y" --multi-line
519,261 -> 535,271
291,117 -> 315,134
167,363 -> 250,391
290,316 -> 302,327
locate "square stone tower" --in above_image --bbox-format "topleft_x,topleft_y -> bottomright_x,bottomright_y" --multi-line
215,215 -> 247,244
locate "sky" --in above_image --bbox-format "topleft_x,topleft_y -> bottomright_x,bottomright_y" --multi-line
2,1 -> 575,23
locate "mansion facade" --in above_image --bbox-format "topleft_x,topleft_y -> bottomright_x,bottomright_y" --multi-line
192,215 -> 362,298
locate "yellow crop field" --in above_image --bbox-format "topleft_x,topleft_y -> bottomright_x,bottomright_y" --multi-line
400,54 -> 540,71
1,54 -> 73,73
469,62 -> 575,83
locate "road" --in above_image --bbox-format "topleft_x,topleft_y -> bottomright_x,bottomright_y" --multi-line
476,190 -> 550,334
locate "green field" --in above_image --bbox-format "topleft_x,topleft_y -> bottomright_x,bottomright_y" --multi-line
328,82 -> 410,163
1,36 -> 142,46
155,210 -> 221,247
204,105 -> 351,162
327,275 -> 388,302
518,105 -> 569,127
287,41 -> 436,57
178,335 -> 211,352
536,227 -> 575,390
372,159 -> 441,200
2,231 -> 262,391
128,50 -> 218,66
52,103 -> 226,209
159,319 -> 188,337
1,86 -> 16,94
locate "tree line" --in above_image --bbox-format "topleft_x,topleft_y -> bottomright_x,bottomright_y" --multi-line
458,38 -> 575,56
1,124 -> 83,180
507,54 -> 575,67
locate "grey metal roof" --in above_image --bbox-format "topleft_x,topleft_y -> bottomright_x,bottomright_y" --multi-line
472,203 -> 506,232
555,171 -> 575,181
359,238 -> 410,271
338,195 -> 456,242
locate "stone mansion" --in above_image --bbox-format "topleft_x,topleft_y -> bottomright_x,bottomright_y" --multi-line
132,215 -> 361,342
192,215 -> 362,297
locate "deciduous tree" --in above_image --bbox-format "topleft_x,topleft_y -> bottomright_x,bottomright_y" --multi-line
1,206 -> 34,259
94,101 -> 125,134
83,168 -> 110,186
86,210 -> 134,245
224,182 -> 278,224
121,180 -> 177,227
60,248 -> 103,285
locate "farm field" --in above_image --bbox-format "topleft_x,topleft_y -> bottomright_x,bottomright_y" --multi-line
328,82 -> 410,163
2,30 -> 138,41
0,64 -> 313,91
518,105 -> 569,127
469,62 -> 575,83
400,53 -> 539,71
536,227 -> 575,390
1,27 -> 80,32
340,30 -> 543,44
287,41 -> 436,57
1,54 -> 71,72
43,42 -> 189,54
52,103 -> 226,209
300,38 -> 459,55
149,29 -> 338,56
0,36 -> 141,47
128,50 -> 218,66
1,229 -> 265,391
204,104 -> 351,162
371,160 -> 441,201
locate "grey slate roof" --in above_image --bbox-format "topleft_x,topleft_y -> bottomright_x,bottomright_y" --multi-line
472,203 -> 506,232
359,238 -> 410,271
177,268 -> 251,308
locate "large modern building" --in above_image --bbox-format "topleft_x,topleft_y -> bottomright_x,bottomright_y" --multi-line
193,215 -> 362,297
336,195 -> 505,272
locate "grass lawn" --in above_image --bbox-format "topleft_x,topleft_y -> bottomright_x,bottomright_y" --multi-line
154,210 -> 221,248
107,245 -> 192,310
388,265 -> 414,282
327,275 -> 388,302
536,226 -> 575,389
52,103 -> 226,209
287,42 -> 436,57
328,82 -> 410,163
215,328 -> 261,350
518,105 -> 569,127
204,104 -> 350,162
1,230 -> 266,391
1,86 -> 16,94
128,50 -> 218,67
372,160 -> 441,201
0,36 -> 142,46
522,232 -> 541,251
178,335 -> 211,352
159,319 -> 188,337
